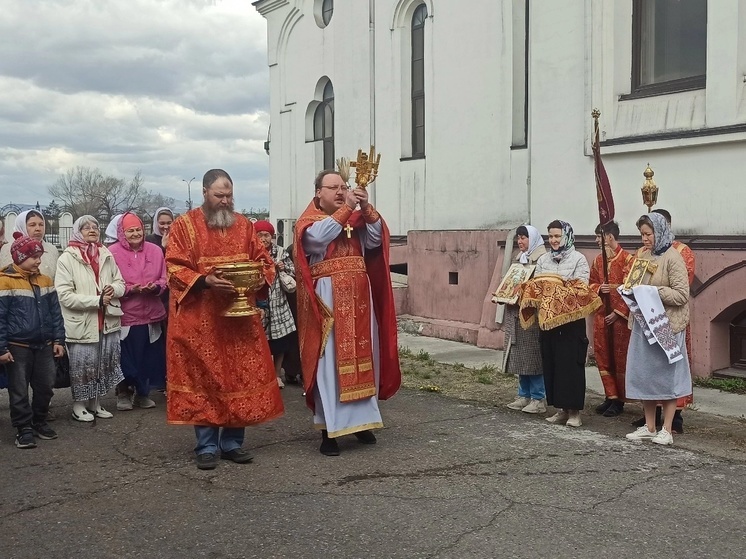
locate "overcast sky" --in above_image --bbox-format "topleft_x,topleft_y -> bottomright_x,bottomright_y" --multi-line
0,0 -> 270,214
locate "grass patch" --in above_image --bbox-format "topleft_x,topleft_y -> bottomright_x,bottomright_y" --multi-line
398,346 -> 413,358
414,349 -> 434,363
693,377 -> 746,395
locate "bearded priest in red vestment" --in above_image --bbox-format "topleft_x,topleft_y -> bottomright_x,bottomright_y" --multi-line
165,169 -> 284,470
295,170 -> 400,456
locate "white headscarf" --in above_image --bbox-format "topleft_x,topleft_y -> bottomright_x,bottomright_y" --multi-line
518,225 -> 544,264
105,214 -> 123,245
14,209 -> 45,238
152,207 -> 174,236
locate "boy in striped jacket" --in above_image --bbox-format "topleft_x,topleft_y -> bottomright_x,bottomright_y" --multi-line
0,233 -> 66,449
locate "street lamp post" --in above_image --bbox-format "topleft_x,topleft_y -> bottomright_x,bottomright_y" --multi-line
183,177 -> 195,210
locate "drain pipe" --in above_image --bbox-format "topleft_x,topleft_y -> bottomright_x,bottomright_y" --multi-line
494,227 -> 517,325
369,0 -> 377,207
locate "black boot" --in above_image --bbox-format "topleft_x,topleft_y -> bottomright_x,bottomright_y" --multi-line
320,430 -> 340,456
672,410 -> 684,434
595,399 -> 613,415
631,407 -> 662,427
354,430 -> 377,444
602,400 -> 624,417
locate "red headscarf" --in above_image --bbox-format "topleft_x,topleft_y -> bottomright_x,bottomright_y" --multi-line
253,220 -> 275,235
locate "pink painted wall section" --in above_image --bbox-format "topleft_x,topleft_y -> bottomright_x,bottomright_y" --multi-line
406,230 -> 509,328
393,231 -> 746,377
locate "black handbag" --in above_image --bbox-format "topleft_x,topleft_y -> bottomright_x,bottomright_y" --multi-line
54,353 -> 71,389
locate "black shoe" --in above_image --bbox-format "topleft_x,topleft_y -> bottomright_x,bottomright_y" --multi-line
195,452 -> 219,470
284,375 -> 300,385
602,401 -> 624,417
672,410 -> 684,434
32,423 -> 58,440
220,448 -> 254,464
354,430 -> 377,444
320,430 -> 340,456
595,399 -> 613,415
15,428 -> 37,449
632,407 -> 662,428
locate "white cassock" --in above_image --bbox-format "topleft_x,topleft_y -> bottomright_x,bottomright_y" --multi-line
302,216 -> 384,437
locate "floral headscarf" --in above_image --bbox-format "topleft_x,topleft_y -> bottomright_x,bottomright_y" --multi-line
647,212 -> 675,256
68,215 -> 102,277
517,225 -> 544,264
550,220 -> 575,262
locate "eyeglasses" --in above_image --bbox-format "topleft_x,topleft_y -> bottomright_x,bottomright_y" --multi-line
81,225 -> 100,231
320,184 -> 349,192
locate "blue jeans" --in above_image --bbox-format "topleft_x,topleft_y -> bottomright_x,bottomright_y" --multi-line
194,426 -> 245,456
517,374 -> 545,400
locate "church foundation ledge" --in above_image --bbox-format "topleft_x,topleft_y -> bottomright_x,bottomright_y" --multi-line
397,315 -> 501,348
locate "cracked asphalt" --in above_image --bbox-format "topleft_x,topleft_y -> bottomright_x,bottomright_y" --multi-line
1,385 -> 744,559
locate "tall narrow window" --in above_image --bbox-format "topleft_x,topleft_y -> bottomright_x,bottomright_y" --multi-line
630,0 -> 707,97
313,81 -> 335,171
322,0 -> 334,26
411,4 -> 427,158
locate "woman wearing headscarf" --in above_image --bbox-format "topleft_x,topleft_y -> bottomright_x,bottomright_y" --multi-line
519,220 -> 598,427
108,212 -> 167,410
502,225 -> 547,414
254,220 -> 298,389
104,214 -> 124,246
55,215 -> 126,422
624,213 -> 691,446
145,207 -> 174,254
0,210 -> 60,279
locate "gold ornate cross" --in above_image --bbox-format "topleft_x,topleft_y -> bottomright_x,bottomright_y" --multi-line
344,223 -> 353,238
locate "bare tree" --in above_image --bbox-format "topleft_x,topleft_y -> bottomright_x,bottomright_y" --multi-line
49,166 -> 171,222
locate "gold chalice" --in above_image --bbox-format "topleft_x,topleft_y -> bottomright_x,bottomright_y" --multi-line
213,261 -> 265,317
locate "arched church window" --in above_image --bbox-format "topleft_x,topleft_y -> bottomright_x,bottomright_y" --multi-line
313,81 -> 335,171
322,0 -> 334,26
411,4 -> 427,158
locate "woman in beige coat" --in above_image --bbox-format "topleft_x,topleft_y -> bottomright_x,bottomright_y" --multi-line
624,212 -> 691,445
55,216 -> 126,422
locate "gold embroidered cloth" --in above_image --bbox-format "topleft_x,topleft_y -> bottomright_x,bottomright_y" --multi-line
519,274 -> 602,331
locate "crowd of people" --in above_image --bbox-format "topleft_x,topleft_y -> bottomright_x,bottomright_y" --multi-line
0,168 -> 693,462
0,168 -> 401,470
501,210 -> 694,446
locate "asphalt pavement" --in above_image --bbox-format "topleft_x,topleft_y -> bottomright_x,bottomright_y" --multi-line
1,338 -> 745,558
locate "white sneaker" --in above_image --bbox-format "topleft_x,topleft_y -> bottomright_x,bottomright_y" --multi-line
652,427 -> 674,446
521,399 -> 546,414
134,396 -> 156,409
117,395 -> 133,411
507,397 -> 530,410
546,411 -> 569,424
626,425 -> 657,441
565,413 -> 582,427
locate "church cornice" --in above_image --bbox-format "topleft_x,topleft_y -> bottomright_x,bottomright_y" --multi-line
253,0 -> 290,17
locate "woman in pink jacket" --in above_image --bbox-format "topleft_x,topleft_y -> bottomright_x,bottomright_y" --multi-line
109,212 -> 167,410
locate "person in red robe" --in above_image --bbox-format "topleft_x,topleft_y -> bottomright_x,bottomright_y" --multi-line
165,169 -> 284,470
295,170 -> 400,456
590,221 -> 634,417
631,208 -> 694,433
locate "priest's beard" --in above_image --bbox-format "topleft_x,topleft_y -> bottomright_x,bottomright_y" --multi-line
203,202 -> 236,229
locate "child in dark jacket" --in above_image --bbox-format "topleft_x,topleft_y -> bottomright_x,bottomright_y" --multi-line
0,233 -> 66,448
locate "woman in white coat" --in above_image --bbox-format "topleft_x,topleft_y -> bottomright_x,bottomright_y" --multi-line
55,215 -> 126,422
0,210 -> 59,278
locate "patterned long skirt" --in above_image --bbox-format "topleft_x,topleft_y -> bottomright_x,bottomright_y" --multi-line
68,333 -> 124,402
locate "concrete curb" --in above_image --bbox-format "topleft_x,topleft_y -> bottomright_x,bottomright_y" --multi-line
398,331 -> 746,420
